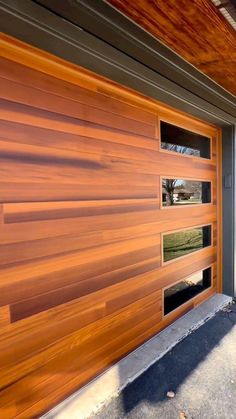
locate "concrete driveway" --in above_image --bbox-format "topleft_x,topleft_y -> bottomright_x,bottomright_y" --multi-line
95,303 -> 236,419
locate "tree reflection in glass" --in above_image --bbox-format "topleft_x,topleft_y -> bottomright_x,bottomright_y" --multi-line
161,142 -> 200,157
160,121 -> 211,159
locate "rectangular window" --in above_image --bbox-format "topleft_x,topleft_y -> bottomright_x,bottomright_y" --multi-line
160,121 -> 211,159
164,267 -> 212,315
162,179 -> 211,206
163,225 -> 212,263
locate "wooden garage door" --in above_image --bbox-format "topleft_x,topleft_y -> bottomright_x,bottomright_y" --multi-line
0,34 -> 221,418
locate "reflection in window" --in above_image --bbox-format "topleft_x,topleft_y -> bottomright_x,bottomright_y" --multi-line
162,179 -> 211,206
160,121 -> 211,159
163,225 -> 211,262
164,267 -> 212,315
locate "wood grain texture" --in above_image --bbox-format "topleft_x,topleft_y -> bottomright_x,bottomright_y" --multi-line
0,306 -> 10,328
0,34 -> 221,418
108,0 -> 236,96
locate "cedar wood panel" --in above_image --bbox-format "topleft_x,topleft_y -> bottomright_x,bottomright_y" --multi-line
0,35 -> 221,418
108,0 -> 236,96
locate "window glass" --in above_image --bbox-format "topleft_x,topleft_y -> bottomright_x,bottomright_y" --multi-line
161,121 -> 211,159
164,267 -> 212,315
162,179 -> 211,206
163,225 -> 212,262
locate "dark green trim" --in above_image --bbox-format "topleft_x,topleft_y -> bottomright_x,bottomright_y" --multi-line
222,126 -> 236,296
34,0 -> 236,119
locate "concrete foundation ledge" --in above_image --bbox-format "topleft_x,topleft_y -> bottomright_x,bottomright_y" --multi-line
42,293 -> 232,419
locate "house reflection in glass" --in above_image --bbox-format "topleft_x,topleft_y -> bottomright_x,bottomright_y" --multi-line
162,178 -> 211,206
